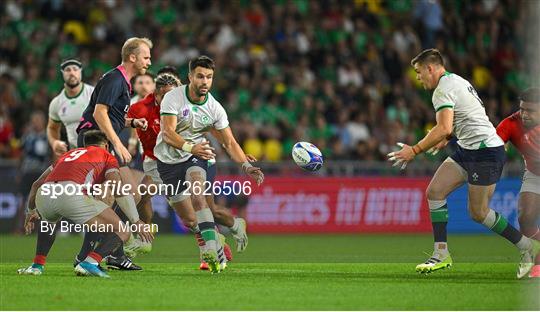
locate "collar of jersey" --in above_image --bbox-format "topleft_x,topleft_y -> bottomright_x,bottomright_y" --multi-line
185,84 -> 208,105
64,83 -> 84,100
116,64 -> 132,93
436,70 -> 452,86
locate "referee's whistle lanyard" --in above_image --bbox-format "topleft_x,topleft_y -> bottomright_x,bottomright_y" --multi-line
116,64 -> 132,94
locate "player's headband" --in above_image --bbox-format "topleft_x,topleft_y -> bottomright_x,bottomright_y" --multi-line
60,59 -> 82,71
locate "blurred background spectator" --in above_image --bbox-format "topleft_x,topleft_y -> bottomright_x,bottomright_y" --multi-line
1,0 -> 538,168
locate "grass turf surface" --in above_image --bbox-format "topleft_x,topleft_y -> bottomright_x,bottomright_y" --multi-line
1,234 -> 539,310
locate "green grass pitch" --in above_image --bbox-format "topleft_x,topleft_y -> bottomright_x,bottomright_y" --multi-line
1,234 -> 539,310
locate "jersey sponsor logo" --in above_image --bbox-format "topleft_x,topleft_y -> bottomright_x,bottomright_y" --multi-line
182,108 -> 189,117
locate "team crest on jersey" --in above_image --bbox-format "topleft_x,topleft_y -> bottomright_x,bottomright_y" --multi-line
182,108 -> 189,117
201,115 -> 211,125
61,105 -> 68,116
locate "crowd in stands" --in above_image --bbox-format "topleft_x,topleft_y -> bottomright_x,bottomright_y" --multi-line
1,0 -> 537,169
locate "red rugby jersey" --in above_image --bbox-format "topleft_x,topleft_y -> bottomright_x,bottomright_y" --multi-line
127,93 -> 160,160
497,111 -> 540,175
44,146 -> 119,184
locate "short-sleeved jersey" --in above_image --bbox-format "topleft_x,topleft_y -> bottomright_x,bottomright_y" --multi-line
49,83 -> 94,148
44,146 -> 119,185
432,72 -> 503,150
496,111 -> 540,175
77,66 -> 132,135
127,93 -> 160,160
154,85 -> 229,164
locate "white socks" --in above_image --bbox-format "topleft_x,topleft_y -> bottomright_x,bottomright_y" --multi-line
434,242 -> 449,256
515,236 -> 532,251
85,255 -> 99,265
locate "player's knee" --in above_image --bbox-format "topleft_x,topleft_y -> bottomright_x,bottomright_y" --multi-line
468,207 -> 487,223
190,193 -> 206,211
426,185 -> 445,200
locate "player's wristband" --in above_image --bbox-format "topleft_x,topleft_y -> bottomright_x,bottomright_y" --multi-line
412,144 -> 423,155
181,142 -> 194,153
242,161 -> 253,172
130,119 -> 136,128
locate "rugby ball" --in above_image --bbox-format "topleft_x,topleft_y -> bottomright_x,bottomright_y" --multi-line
292,142 -> 324,172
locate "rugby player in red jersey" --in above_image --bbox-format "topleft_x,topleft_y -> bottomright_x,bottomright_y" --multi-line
20,130 -> 153,278
497,87 -> 540,278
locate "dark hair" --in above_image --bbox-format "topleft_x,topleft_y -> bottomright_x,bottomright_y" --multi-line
411,49 -> 444,67
155,73 -> 181,90
189,55 -> 215,72
157,66 -> 179,78
83,130 -> 108,147
131,72 -> 155,86
520,87 -> 540,103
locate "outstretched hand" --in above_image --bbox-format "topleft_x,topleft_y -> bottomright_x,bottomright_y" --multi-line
24,210 -> 40,235
387,142 -> 415,170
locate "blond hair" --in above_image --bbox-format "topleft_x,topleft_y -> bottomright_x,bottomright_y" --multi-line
121,37 -> 153,62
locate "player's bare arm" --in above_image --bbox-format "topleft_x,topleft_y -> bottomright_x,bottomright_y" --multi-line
214,126 -> 264,185
46,118 -> 67,156
93,104 -> 131,163
388,109 -> 453,167
208,128 -> 257,162
124,117 -> 148,131
24,166 -> 53,234
160,114 -> 215,159
213,126 -> 251,163
416,109 -> 454,154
